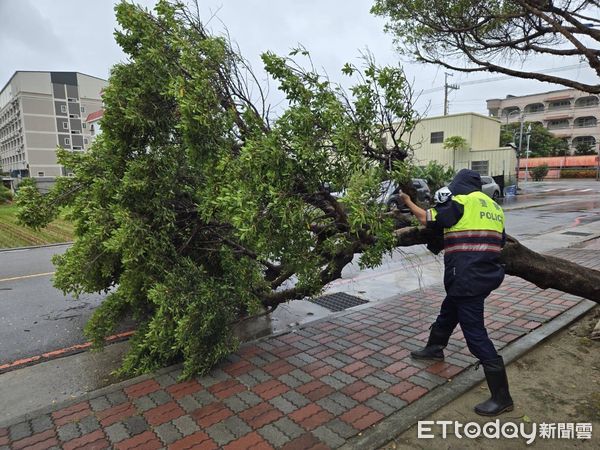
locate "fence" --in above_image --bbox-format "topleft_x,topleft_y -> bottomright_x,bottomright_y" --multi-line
518,155 -> 599,179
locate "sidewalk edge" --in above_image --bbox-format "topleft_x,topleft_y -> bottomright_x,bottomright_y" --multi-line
341,299 -> 597,450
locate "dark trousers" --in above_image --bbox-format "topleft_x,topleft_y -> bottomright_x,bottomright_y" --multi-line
434,293 -> 498,362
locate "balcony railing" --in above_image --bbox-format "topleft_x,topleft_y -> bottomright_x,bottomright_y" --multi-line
547,105 -> 572,111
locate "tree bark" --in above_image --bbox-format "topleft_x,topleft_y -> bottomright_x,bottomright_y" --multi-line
394,227 -> 600,304
501,235 -> 600,302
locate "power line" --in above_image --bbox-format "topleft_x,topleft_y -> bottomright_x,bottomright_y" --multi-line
419,63 -> 589,95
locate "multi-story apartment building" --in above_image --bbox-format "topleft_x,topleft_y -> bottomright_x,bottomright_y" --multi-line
0,71 -> 107,178
486,89 -> 600,153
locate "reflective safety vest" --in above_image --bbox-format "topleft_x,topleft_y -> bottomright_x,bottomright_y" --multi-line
429,191 -> 505,296
429,191 -> 504,254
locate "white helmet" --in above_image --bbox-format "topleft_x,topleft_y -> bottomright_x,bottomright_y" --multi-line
434,186 -> 452,204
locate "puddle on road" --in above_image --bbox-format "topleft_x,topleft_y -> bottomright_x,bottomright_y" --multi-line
577,212 -> 600,225
546,200 -> 600,212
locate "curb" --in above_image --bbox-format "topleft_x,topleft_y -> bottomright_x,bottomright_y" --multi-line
0,241 -> 73,253
501,198 -> 574,212
0,331 -> 134,375
341,299 -> 597,450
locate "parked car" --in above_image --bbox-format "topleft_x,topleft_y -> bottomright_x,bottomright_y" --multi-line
481,176 -> 501,199
412,178 -> 431,203
379,178 -> 431,211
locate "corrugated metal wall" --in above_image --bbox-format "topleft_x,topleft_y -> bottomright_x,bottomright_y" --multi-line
408,113 -> 516,179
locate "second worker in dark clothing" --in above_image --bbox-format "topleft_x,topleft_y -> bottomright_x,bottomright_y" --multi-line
399,169 -> 513,417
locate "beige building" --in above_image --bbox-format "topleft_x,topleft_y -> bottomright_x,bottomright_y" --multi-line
487,89 -> 600,152
408,112 -> 517,182
0,71 -> 107,178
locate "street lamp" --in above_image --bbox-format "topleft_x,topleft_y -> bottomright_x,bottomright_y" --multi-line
596,141 -> 600,182
524,124 -> 532,183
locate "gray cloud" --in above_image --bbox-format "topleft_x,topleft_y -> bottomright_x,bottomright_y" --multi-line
0,0 -> 64,52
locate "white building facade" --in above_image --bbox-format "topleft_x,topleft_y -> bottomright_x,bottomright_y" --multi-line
85,109 -> 103,140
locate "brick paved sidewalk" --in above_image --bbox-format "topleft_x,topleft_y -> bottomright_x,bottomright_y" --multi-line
1,248 -> 597,450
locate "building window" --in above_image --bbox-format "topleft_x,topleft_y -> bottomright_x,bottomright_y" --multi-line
572,136 -> 596,147
524,103 -> 544,113
575,96 -> 599,108
547,119 -> 570,130
471,160 -> 489,176
73,146 -> 82,150
65,138 -> 71,145
82,123 -> 86,129
62,122 -> 68,130
67,97 -> 77,102
83,138 -> 88,145
80,106 -> 85,113
574,116 -> 597,128
60,105 -> 67,113
430,131 -> 444,144
548,100 -> 571,110
37,171 -> 45,177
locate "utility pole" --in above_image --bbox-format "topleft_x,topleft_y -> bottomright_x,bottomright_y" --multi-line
444,72 -> 460,116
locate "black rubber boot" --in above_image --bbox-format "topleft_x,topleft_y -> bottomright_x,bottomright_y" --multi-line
474,356 -> 514,416
410,323 -> 451,361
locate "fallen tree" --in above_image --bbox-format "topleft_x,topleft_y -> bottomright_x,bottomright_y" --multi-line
395,227 -> 600,300
17,0 -> 600,378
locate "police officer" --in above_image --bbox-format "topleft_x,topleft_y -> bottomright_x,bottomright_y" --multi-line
399,169 -> 513,416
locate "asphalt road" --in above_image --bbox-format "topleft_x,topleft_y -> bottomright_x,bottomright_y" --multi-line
0,245 -> 106,365
1,179 -> 600,366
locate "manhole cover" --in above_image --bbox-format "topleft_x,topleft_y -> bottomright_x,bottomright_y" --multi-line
309,292 -> 369,312
562,231 -> 593,236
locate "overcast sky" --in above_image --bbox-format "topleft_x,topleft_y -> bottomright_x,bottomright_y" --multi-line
1,0 -> 598,116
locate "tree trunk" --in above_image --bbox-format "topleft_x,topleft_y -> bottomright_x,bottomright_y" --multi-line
501,236 -> 600,302
394,227 -> 600,304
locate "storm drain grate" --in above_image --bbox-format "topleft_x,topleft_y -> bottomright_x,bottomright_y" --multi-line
309,292 -> 369,312
562,231 -> 593,236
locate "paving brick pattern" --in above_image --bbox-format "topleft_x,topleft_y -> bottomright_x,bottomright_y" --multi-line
2,248 -> 595,449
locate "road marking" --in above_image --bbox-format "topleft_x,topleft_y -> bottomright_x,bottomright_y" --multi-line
0,272 -> 55,283
542,189 -> 557,192
580,189 -> 592,192
561,188 -> 575,192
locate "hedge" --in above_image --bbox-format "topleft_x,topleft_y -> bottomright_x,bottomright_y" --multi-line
560,168 -> 597,178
